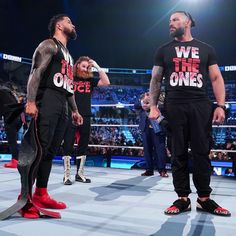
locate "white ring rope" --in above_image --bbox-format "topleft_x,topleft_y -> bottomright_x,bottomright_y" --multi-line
91,104 -> 134,107
91,124 -> 138,127
91,101 -> 236,108
86,144 -> 236,153
91,124 -> 236,128
212,125 -> 236,128
87,144 -> 143,149
0,141 -> 235,153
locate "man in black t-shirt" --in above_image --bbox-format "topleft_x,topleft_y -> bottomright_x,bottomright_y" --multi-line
62,56 -> 110,185
149,11 -> 230,216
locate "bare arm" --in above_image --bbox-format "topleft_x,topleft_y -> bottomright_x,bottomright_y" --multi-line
209,64 -> 225,106
97,69 -> 110,86
149,65 -> 164,119
26,39 -> 57,117
209,64 -> 225,123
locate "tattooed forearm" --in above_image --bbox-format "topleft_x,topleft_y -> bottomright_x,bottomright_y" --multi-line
27,39 -> 57,102
149,66 -> 164,106
67,95 -> 78,112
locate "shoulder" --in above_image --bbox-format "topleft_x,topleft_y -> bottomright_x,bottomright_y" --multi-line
36,39 -> 58,54
192,39 -> 215,50
155,40 -> 175,53
161,40 -> 175,48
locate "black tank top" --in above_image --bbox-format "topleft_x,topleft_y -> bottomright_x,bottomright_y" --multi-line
37,38 -> 74,98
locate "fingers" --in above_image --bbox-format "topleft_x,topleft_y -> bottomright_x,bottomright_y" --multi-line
212,108 -> 225,124
88,59 -> 95,66
25,107 -> 38,118
149,112 -> 158,120
149,107 -> 160,120
72,114 -> 83,126
25,102 -> 38,118
78,116 -> 83,125
88,59 -> 99,69
212,114 -> 225,124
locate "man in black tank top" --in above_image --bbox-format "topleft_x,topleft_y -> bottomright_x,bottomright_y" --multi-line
19,14 -> 83,219
149,11 -> 230,216
62,56 -> 110,185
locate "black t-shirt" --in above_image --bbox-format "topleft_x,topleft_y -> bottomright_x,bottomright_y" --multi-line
37,38 -> 74,99
73,77 -> 99,116
154,39 -> 218,103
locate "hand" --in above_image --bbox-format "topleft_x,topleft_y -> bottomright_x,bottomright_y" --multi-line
212,107 -> 225,124
72,111 -> 83,126
88,59 -> 100,71
25,101 -> 38,118
149,106 -> 161,120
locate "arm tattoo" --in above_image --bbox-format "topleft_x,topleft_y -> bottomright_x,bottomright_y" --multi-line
67,95 -> 78,112
149,66 -> 164,106
27,39 -> 57,101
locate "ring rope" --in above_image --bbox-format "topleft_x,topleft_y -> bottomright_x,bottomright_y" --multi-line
91,124 -> 236,128
91,101 -> 236,107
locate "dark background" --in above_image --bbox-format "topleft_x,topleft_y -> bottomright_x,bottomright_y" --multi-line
0,0 -> 235,69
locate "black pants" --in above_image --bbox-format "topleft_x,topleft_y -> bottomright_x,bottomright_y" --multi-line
5,117 -> 22,160
36,89 -> 68,188
166,100 -> 213,198
63,116 -> 91,157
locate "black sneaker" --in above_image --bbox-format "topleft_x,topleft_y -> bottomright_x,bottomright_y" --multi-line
63,177 -> 72,185
75,174 -> 91,183
165,198 -> 191,215
196,198 -> 231,216
141,170 -> 154,176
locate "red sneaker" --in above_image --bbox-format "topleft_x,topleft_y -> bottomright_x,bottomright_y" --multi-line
4,159 -> 18,168
32,188 -> 66,209
18,201 -> 40,219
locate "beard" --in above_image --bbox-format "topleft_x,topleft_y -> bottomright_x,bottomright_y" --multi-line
170,27 -> 185,38
65,28 -> 77,40
76,69 -> 93,79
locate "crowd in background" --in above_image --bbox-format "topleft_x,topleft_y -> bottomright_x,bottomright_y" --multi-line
0,79 -> 235,162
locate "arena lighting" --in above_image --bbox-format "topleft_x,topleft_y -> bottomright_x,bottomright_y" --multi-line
0,52 -> 236,73
180,0 -> 205,4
